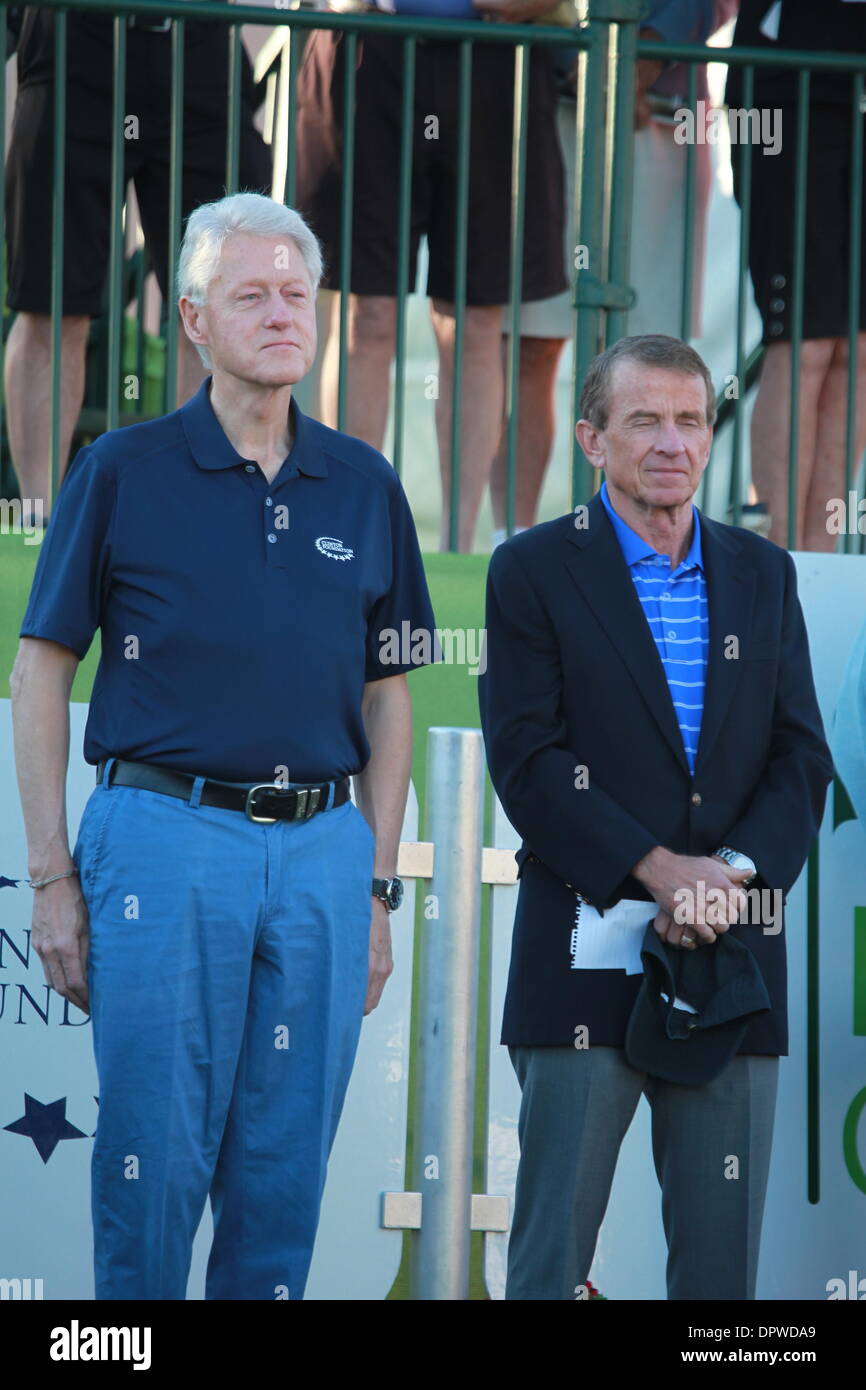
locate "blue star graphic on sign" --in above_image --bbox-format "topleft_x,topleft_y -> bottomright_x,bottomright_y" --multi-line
4,1094 -> 88,1163
0,876 -> 21,888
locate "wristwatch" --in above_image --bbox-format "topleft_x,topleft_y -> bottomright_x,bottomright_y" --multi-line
372,877 -> 404,912
714,847 -> 757,885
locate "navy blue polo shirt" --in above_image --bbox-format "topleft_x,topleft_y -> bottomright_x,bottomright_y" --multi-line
21,378 -> 437,783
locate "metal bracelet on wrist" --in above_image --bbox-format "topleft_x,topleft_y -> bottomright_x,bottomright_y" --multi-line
29,868 -> 79,890
714,847 -> 757,886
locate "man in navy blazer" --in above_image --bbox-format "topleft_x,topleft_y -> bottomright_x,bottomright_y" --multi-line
478,334 -> 833,1301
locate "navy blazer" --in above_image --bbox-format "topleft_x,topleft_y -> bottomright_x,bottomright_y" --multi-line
478,494 -> 834,1052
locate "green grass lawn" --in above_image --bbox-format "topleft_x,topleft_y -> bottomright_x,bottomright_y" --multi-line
0,535 -> 100,699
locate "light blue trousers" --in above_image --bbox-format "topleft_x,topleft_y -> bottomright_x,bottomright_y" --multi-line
73,764 -> 375,1301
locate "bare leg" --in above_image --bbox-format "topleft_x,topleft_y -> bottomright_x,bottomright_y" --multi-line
4,312 -> 91,524
803,334 -> 866,552
491,334 -> 566,532
750,339 -> 836,548
319,293 -> 396,449
430,300 -> 505,553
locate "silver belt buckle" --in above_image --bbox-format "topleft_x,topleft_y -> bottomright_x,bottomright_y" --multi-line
245,782 -> 286,824
294,788 -> 321,821
244,783 -> 322,823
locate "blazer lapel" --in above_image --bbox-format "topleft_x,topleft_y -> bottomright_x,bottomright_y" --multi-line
693,515 -> 755,773
564,494 -> 691,773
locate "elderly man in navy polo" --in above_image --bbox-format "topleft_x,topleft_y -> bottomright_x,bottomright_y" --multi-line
11,192 -> 435,1300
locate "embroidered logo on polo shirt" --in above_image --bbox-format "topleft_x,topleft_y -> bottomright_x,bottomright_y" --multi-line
315,536 -> 354,562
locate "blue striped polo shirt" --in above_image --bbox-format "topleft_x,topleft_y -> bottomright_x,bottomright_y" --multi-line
600,480 -> 708,773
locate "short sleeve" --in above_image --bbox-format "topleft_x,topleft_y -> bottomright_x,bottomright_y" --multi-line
19,444 -> 116,660
364,472 -> 437,681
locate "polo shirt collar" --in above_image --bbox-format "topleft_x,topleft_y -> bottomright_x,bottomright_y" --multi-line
600,478 -> 703,573
180,376 -> 328,477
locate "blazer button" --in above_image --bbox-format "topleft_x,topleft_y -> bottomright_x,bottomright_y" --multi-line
691,792 -> 702,806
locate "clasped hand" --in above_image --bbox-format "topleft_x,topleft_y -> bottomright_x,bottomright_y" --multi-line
635,850 -> 754,951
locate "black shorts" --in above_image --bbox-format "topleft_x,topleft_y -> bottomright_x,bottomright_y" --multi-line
294,27 -> 567,307
6,13 -> 272,316
732,102 -> 866,344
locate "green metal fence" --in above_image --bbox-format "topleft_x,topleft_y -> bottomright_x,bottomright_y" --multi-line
1,0 -> 866,553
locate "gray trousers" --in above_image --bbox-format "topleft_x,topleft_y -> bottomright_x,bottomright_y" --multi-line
506,1045 -> 779,1301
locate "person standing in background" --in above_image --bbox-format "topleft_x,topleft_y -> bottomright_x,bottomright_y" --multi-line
490,1 -> 739,548
4,5 -> 271,527
727,0 -> 866,550
294,0 -> 568,552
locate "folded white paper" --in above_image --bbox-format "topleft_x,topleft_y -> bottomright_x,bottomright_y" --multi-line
569,897 -> 659,976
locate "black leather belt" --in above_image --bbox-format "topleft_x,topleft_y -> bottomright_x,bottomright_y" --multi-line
97,759 -> 350,824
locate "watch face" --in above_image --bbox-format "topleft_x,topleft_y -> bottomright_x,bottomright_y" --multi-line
387,879 -> 404,912
723,852 -> 756,880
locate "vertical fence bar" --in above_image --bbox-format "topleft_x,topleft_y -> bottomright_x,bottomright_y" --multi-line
572,8 -> 610,506
106,17 -> 127,434
335,29 -> 357,434
49,9 -> 68,505
606,14 -> 638,345
409,727 -> 485,1301
787,69 -> 810,550
694,49 -> 708,510
503,43 -> 530,539
164,17 -> 185,414
731,64 -> 754,529
284,28 -> 301,208
601,22 -> 616,288
448,39 -> 472,551
133,247 -> 147,417
392,35 -> 416,482
845,73 -> 864,557
679,61 -> 697,343
226,19 -> 242,195
568,30 -> 585,503
807,841 -> 820,1203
